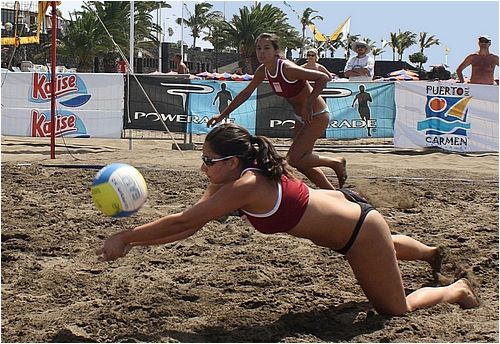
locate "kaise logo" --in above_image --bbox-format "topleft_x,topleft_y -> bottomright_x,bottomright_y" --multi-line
31,109 -> 88,137
29,72 -> 91,107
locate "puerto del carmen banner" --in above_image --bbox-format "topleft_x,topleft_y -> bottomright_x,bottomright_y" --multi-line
394,82 -> 499,152
1,72 -> 124,138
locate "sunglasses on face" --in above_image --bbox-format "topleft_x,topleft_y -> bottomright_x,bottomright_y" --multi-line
479,39 -> 491,43
307,54 -> 316,57
201,154 -> 238,166
356,46 -> 367,49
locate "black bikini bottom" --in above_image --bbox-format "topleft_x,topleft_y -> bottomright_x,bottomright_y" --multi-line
335,188 -> 375,255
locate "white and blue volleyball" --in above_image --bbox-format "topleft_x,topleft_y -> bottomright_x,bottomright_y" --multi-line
91,163 -> 147,217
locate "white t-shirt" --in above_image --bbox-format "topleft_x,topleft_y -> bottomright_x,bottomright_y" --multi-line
344,55 -> 375,80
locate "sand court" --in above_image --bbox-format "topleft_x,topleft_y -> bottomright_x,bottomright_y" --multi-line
1,136 -> 498,342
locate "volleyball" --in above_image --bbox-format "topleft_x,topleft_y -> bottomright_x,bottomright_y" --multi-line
91,163 -> 148,217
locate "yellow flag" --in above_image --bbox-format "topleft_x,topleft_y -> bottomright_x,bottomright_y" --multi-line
308,24 -> 327,42
329,17 -> 351,41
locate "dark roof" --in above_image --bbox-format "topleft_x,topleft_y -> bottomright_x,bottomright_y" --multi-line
296,57 -> 418,78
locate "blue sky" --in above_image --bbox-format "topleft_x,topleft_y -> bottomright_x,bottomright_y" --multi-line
58,0 -> 499,77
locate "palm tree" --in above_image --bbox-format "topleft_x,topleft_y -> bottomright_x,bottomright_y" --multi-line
371,47 -> 385,60
299,7 -> 323,57
52,10 -> 105,72
395,30 -> 417,61
418,32 -> 440,53
176,2 -> 222,49
388,32 -> 398,61
79,1 -> 163,71
221,3 -> 300,73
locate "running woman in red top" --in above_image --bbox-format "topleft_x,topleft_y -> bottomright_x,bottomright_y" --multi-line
207,33 -> 347,190
98,123 -> 479,316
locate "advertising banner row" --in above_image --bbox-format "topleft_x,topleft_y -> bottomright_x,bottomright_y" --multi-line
1,72 -> 498,152
126,76 -> 396,139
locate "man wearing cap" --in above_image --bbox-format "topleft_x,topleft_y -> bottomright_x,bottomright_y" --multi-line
456,35 -> 499,85
344,41 -> 375,81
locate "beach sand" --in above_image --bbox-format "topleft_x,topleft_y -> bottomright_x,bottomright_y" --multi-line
1,135 -> 498,342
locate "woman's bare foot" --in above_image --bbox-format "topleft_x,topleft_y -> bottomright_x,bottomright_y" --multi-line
429,246 -> 445,273
454,278 -> 480,309
332,157 -> 347,188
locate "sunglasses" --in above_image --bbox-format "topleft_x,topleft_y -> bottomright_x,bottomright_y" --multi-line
356,45 -> 367,49
307,54 -> 316,57
479,38 -> 491,43
201,154 -> 238,166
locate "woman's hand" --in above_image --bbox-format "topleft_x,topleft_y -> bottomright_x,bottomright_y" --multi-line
207,114 -> 224,127
300,102 -> 313,124
96,232 -> 132,262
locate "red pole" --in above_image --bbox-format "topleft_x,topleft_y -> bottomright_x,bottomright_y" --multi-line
50,1 -> 57,159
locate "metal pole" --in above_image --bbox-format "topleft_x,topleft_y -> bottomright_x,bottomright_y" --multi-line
181,1 -> 184,58
130,0 -> 134,73
50,1 -> 57,159
157,2 -> 161,72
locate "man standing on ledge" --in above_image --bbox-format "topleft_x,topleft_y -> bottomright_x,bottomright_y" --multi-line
344,41 -> 375,81
456,35 -> 499,85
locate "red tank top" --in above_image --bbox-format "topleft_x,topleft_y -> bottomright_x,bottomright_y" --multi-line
238,169 -> 309,234
265,58 -> 306,98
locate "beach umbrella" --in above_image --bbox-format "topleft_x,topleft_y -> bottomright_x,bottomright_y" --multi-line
242,73 -> 254,81
388,69 -> 419,77
385,69 -> 419,81
384,75 -> 419,81
196,71 -> 209,77
231,74 -> 244,81
387,69 -> 419,77
221,72 -> 232,80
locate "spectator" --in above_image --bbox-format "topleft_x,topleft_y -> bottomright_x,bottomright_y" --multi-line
344,41 -> 375,81
174,54 -> 189,74
117,57 -> 127,73
301,48 -> 333,80
456,35 -> 499,85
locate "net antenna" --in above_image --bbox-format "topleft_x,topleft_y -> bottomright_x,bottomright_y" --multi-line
90,6 -> 185,154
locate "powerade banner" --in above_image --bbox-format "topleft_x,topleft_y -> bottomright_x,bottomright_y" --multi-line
126,78 -> 395,139
126,76 -> 191,132
254,83 -> 296,138
189,80 -> 256,134
394,82 -> 499,152
1,72 -> 124,138
325,82 -> 395,139
126,77 -> 255,134
254,82 -> 395,139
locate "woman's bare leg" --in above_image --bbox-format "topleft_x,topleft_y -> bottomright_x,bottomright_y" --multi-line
406,279 -> 480,311
289,114 -> 346,189
347,212 -> 410,315
392,234 -> 444,272
346,212 -> 479,315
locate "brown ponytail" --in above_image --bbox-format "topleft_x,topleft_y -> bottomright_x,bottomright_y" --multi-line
205,123 -> 294,181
